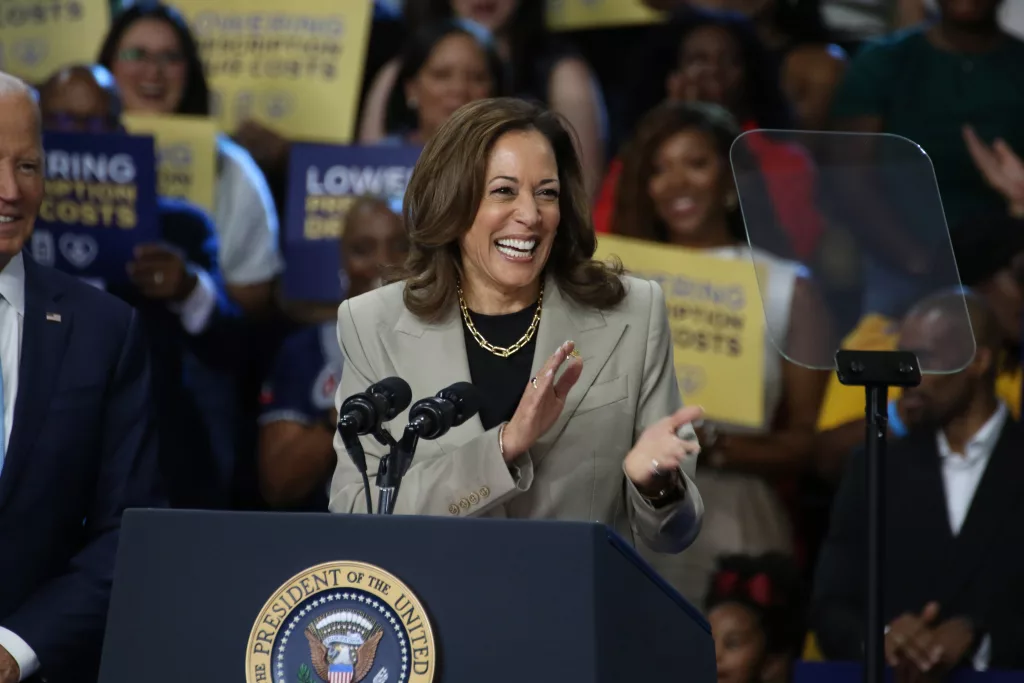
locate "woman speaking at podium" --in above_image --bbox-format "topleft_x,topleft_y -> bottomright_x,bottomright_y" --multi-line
329,98 -> 705,552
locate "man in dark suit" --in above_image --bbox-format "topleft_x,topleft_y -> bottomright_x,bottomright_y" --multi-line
0,72 -> 160,682
813,290 -> 1024,677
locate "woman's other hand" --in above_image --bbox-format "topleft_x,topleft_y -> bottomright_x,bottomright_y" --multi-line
624,405 -> 704,493
500,340 -> 583,461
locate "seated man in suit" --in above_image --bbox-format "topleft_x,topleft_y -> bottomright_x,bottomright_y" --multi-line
38,64 -> 243,509
0,72 -> 160,682
813,290 -> 1024,676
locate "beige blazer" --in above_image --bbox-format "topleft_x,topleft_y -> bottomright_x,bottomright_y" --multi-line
329,273 -> 704,553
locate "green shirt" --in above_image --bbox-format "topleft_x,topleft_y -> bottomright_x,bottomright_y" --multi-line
832,28 -> 1024,229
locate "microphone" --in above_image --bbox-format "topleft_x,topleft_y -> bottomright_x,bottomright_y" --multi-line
338,377 -> 412,436
408,382 -> 482,440
377,382 -> 482,515
337,377 -> 412,514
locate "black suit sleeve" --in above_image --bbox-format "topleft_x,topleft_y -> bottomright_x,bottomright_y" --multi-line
977,569 -> 1024,668
812,447 -> 869,660
158,198 -> 245,369
2,309 -> 161,680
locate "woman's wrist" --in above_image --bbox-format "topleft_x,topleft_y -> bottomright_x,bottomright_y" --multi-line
498,421 -> 524,462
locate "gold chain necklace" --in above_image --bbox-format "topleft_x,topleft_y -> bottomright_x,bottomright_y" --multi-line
457,281 -> 543,358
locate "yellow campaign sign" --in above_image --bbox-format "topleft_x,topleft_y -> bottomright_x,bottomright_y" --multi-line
174,0 -> 373,143
123,114 -> 218,214
546,0 -> 665,31
595,234 -> 766,428
0,0 -> 110,84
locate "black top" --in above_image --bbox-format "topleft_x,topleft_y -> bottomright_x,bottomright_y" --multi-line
462,304 -> 538,431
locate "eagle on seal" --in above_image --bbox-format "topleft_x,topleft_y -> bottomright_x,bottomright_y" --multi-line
305,622 -> 384,683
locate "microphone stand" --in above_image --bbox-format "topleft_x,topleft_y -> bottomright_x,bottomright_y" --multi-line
338,418 -> 374,514
373,428 -> 401,515
835,350 -> 920,683
386,424 -> 422,514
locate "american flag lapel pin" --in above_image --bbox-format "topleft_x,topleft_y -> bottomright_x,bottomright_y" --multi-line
46,312 -> 61,323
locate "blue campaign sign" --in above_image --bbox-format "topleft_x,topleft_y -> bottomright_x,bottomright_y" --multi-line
283,143 -> 421,301
30,131 -> 159,286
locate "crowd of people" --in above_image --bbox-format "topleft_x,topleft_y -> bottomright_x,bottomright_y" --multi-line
1,0 -> 1023,681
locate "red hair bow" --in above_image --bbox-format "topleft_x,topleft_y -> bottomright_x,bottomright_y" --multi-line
715,571 -> 773,606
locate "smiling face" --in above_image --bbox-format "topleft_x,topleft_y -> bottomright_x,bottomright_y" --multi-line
406,33 -> 495,140
450,0 -> 518,32
110,17 -> 188,115
647,127 -> 732,245
458,129 -> 560,304
0,92 -> 44,267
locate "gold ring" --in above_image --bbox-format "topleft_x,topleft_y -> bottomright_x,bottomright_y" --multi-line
569,349 -> 581,359
531,377 -> 539,389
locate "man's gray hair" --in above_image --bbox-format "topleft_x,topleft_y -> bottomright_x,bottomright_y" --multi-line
0,70 -> 42,149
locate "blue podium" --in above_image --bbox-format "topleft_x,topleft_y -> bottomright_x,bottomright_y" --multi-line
98,509 -> 714,683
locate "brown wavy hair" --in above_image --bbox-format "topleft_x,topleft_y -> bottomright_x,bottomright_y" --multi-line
397,97 -> 625,320
611,101 -> 742,243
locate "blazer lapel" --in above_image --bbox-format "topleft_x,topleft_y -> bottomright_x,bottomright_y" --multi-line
890,434 -> 953,593
529,274 -> 626,463
383,305 -> 485,453
0,258 -> 71,510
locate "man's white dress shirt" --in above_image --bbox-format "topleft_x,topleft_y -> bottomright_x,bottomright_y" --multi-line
935,401 -> 1007,670
0,253 -> 40,680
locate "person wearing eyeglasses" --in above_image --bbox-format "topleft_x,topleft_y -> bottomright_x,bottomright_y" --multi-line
258,197 -> 408,510
36,63 -> 244,510
98,3 -> 283,318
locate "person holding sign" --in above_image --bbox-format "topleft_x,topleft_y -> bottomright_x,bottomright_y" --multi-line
330,97 -> 705,552
259,197 -> 408,510
38,64 -> 243,509
610,101 -> 829,603
99,3 -> 284,316
361,0 -> 608,196
0,71 -> 160,683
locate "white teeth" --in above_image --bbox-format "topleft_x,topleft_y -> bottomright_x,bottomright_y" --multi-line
672,198 -> 695,211
496,245 -> 531,259
495,238 -> 537,252
0,216 -> 15,223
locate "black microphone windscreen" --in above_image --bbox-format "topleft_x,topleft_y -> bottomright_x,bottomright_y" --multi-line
371,376 -> 413,419
438,382 -> 482,427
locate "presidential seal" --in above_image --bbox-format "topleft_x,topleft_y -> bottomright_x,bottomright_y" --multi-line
246,562 -> 436,683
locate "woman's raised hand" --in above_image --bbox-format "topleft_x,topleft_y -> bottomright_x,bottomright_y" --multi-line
500,341 -> 583,462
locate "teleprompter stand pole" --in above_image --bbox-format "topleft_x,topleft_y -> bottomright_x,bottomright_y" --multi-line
835,349 -> 921,683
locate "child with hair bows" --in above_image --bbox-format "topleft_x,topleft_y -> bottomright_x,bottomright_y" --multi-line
706,553 -> 806,683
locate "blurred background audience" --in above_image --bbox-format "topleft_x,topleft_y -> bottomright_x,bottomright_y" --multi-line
8,0 -> 1024,678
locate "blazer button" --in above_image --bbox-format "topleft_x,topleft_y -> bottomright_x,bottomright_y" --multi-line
459,497 -> 471,510
468,492 -> 480,505
479,486 -> 490,499
448,504 -> 460,516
